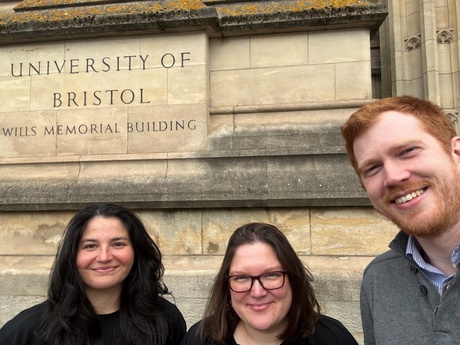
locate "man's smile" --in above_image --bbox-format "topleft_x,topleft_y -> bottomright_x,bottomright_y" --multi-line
394,188 -> 426,204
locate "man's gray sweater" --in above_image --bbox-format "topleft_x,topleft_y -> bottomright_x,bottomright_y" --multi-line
360,231 -> 460,345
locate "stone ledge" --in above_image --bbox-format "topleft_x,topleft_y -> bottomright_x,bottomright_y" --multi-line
209,100 -> 373,115
0,153 -> 370,211
0,0 -> 388,43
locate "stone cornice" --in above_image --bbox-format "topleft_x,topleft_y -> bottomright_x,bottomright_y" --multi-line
0,153 -> 369,211
0,0 -> 388,43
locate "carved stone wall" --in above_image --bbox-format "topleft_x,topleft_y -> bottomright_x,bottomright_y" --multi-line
380,0 -> 460,132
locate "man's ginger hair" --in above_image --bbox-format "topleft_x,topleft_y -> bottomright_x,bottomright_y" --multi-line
340,95 -> 456,175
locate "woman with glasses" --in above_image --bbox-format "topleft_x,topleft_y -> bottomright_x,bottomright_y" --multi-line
0,203 -> 186,345
181,222 -> 357,345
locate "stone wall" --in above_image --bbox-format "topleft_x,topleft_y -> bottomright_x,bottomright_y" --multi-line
0,206 -> 399,343
0,29 -> 377,210
379,0 -> 460,127
0,1 -> 390,344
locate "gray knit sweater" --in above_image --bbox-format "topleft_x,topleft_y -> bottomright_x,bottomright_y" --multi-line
360,231 -> 460,345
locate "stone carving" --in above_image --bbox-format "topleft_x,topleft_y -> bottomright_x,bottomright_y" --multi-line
446,109 -> 460,134
404,34 -> 422,51
437,29 -> 455,44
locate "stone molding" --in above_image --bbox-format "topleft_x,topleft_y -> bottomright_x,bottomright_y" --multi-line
446,110 -> 459,123
0,151 -> 369,212
437,28 -> 455,44
404,34 -> 422,51
402,29 -> 455,50
209,100 -> 368,115
0,0 -> 388,43
446,109 -> 460,134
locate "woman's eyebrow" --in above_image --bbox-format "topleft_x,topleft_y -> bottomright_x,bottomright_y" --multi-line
111,237 -> 130,241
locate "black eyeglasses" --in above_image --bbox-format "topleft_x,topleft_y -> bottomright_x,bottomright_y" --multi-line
226,271 -> 287,293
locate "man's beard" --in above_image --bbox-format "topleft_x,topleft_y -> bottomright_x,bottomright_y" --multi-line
378,174 -> 460,237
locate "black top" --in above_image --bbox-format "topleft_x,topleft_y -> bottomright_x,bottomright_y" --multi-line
0,298 -> 186,345
181,314 -> 358,345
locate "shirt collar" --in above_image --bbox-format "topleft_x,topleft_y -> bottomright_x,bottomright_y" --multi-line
406,235 -> 460,271
452,243 -> 460,268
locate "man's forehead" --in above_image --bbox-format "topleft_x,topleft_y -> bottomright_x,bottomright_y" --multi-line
353,112 -> 427,155
362,111 -> 425,135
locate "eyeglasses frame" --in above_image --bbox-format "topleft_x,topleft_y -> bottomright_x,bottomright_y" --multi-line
226,271 -> 288,293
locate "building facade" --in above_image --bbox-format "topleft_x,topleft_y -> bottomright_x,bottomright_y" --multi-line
0,1 -> 459,344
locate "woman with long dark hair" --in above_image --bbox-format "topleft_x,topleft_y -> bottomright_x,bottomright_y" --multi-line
0,203 -> 186,345
181,222 -> 357,345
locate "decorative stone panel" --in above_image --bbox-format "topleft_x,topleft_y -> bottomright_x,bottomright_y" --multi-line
437,29 -> 455,44
404,34 -> 422,51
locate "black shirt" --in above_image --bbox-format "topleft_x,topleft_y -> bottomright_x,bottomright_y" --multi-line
181,314 -> 358,345
0,298 -> 186,345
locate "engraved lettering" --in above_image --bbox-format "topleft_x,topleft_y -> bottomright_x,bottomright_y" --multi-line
86,58 -> 97,73
127,120 -> 197,132
52,89 -> 150,107
161,53 -> 175,68
9,54 -> 161,76
1,126 -> 37,137
44,123 -> 120,135
181,52 -> 191,67
11,62 -> 23,77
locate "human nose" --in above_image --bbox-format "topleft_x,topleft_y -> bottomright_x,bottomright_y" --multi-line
383,160 -> 410,187
249,278 -> 268,297
97,247 -> 113,262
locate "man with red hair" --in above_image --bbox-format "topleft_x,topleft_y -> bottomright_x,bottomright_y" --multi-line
341,96 -> 460,344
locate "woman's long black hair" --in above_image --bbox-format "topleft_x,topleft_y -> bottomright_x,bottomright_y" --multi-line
36,203 -> 169,345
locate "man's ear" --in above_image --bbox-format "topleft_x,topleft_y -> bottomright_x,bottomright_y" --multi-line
451,137 -> 460,163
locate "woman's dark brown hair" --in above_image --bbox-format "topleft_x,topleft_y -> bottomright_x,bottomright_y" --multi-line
198,222 -> 320,343
36,203 -> 169,345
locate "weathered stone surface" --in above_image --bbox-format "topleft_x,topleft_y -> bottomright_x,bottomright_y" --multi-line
0,1 -> 387,43
0,295 -> 48,328
0,253 -> 371,343
0,205 -> 382,344
311,208 -> 398,255
0,3 -> 391,345
0,153 -> 369,211
0,24 -> 376,210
